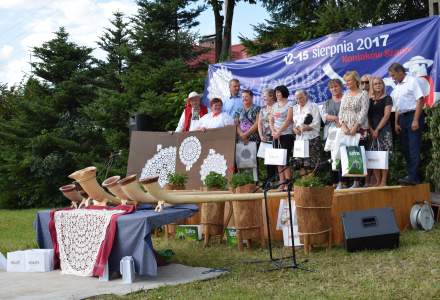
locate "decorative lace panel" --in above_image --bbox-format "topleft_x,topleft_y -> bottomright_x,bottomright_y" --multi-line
54,209 -> 124,276
179,136 -> 202,171
199,149 -> 227,182
140,145 -> 177,187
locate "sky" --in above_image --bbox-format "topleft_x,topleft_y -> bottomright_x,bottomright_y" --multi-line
0,0 -> 270,86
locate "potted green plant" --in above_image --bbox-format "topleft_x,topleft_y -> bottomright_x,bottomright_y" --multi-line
201,172 -> 228,247
294,174 -> 334,254
165,172 -> 188,190
230,171 -> 255,193
204,171 -> 228,191
229,171 -> 262,251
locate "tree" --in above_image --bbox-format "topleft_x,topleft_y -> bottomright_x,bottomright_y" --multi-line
206,0 -> 256,62
130,0 -> 205,64
121,0 -> 205,130
97,11 -> 131,92
0,28 -> 105,208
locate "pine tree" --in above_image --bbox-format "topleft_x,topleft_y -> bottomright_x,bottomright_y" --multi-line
0,28 -> 105,208
97,11 -> 130,92
130,0 -> 204,64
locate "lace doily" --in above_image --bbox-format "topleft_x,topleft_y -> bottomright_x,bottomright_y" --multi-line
207,66 -> 233,100
54,209 -> 124,276
179,136 -> 202,171
199,149 -> 227,182
140,145 -> 177,187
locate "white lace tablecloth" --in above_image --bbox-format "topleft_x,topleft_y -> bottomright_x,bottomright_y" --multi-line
54,209 -> 124,276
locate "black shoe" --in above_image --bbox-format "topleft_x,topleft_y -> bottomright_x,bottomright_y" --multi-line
398,177 -> 417,186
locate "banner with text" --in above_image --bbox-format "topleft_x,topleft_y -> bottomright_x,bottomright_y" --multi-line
204,16 -> 440,107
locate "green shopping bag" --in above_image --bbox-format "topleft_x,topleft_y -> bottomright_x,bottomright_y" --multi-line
340,145 -> 367,177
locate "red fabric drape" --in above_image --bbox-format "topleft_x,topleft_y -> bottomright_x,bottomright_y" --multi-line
49,205 -> 135,277
183,103 -> 207,131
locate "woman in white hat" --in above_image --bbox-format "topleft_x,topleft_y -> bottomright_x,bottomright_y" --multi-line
175,91 -> 208,132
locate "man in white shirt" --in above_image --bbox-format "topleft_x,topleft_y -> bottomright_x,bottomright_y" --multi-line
389,63 -> 425,185
175,91 -> 208,132
222,79 -> 243,117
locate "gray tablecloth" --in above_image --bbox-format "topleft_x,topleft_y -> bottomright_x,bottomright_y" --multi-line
34,205 -> 197,276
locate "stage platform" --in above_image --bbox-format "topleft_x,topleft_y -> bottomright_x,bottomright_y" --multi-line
262,184 -> 431,245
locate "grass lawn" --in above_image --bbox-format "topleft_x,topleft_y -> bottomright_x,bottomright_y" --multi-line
1,209 -> 440,299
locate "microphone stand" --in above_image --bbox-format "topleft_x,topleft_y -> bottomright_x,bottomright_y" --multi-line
245,158 -> 316,272
265,160 -> 330,272
103,151 -> 121,180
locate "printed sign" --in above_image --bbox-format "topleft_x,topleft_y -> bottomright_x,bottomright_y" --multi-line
204,16 -> 440,107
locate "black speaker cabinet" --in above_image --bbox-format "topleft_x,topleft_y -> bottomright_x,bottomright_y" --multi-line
128,113 -> 152,134
341,207 -> 400,252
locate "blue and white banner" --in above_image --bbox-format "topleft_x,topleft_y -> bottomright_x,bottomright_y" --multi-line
204,16 -> 440,107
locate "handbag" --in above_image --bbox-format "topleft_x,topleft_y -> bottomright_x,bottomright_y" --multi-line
331,129 -> 361,160
366,139 -> 389,170
264,139 -> 287,166
324,126 -> 338,152
293,136 -> 309,158
257,141 -> 273,158
235,141 -> 257,169
340,145 -> 367,177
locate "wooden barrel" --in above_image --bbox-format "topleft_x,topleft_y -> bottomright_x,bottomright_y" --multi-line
294,185 -> 333,246
201,187 -> 226,236
232,184 -> 264,250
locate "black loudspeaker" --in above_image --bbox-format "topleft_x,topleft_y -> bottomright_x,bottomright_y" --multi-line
128,113 -> 153,134
341,207 -> 400,252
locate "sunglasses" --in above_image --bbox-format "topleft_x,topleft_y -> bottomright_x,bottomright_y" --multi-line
361,81 -> 369,84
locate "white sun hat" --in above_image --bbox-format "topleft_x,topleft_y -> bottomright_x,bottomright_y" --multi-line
187,91 -> 201,99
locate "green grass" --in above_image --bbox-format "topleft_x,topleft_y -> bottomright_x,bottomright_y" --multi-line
0,209 -> 39,254
2,209 -> 440,299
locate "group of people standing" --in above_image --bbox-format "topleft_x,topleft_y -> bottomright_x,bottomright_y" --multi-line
175,62 -> 425,189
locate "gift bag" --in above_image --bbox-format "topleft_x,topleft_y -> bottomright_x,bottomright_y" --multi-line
257,141 -> 273,158
340,145 -> 367,177
324,127 -> 338,152
366,140 -> 389,170
276,199 -> 302,247
236,142 -> 257,169
293,139 -> 309,158
331,129 -> 361,160
264,140 -> 287,166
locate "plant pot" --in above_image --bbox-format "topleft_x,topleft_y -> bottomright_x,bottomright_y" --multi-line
201,187 -> 226,246
232,183 -> 263,250
294,185 -> 334,252
164,184 -> 185,191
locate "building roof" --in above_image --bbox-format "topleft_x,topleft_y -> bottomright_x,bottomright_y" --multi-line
188,44 -> 248,67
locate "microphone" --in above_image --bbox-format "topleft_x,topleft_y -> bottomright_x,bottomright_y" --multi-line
312,159 -> 333,173
109,150 -> 122,158
317,159 -> 332,167
271,179 -> 292,189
